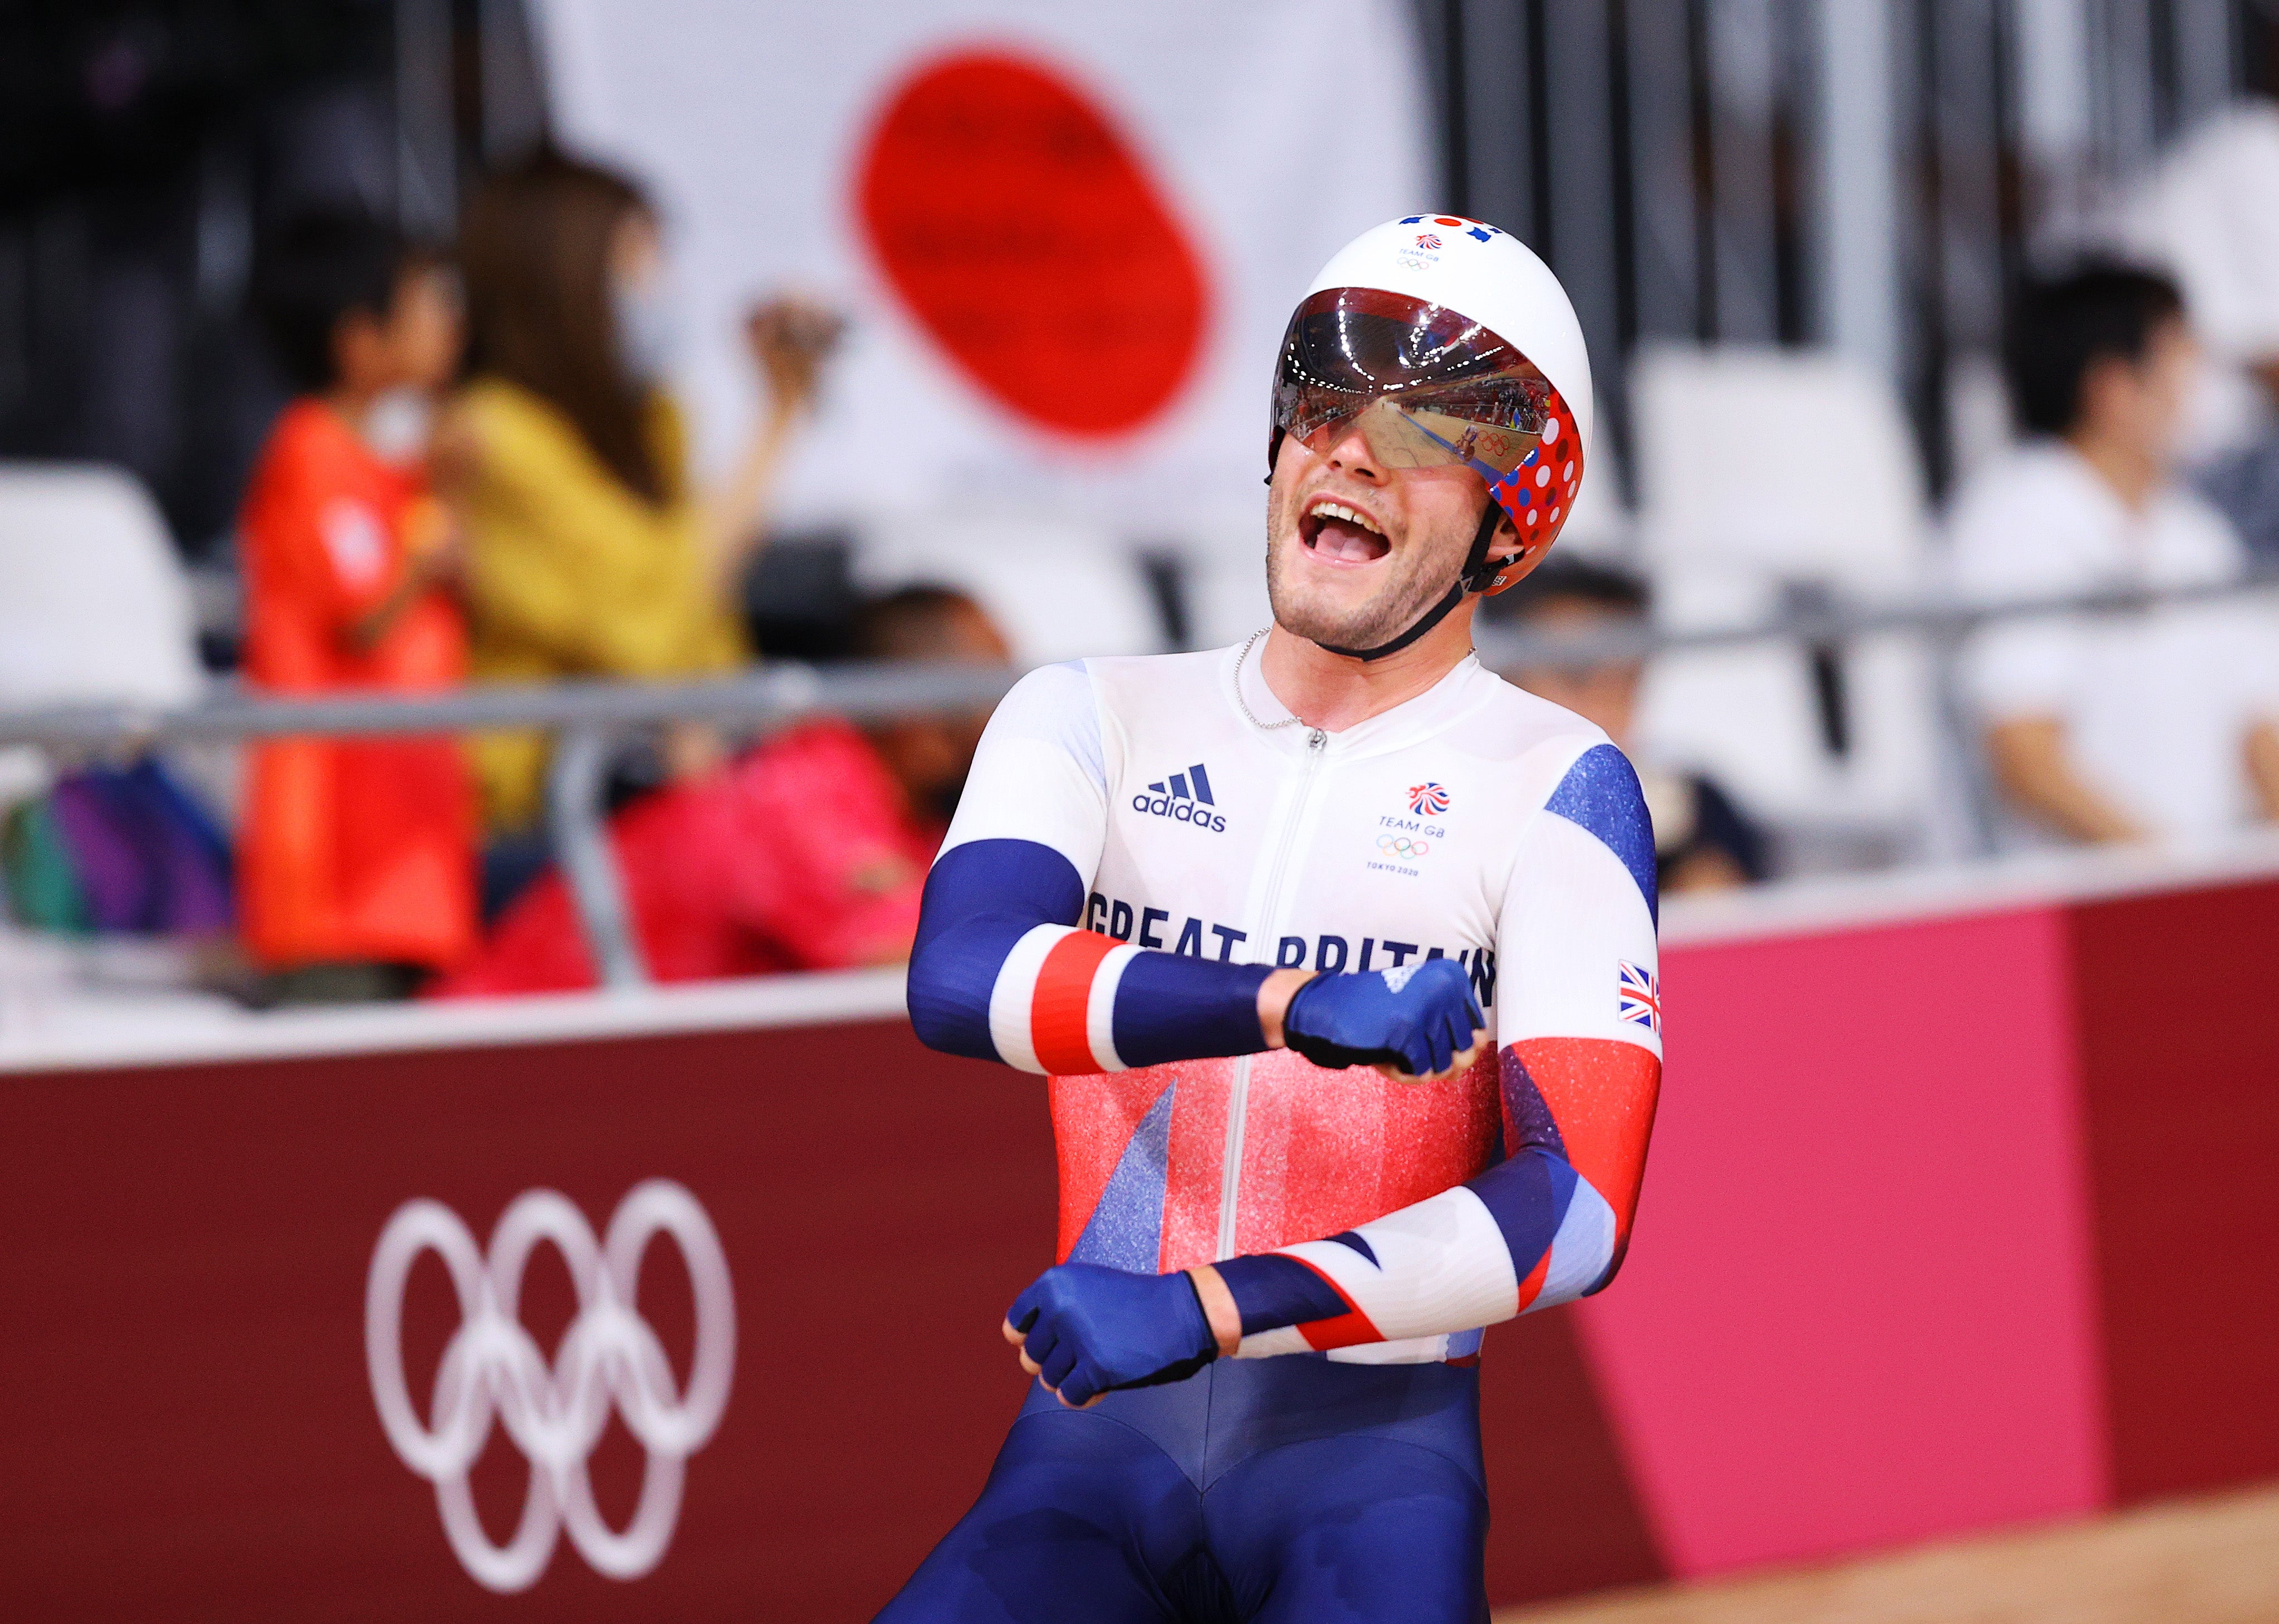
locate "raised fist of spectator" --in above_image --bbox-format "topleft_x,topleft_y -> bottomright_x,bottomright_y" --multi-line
746,297 -> 844,421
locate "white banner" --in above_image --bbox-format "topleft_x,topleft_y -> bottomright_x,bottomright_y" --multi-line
532,0 -> 1434,556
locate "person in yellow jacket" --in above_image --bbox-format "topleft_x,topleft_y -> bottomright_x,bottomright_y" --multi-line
447,151 -> 838,840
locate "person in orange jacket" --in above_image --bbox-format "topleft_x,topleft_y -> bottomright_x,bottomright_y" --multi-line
237,213 -> 477,1000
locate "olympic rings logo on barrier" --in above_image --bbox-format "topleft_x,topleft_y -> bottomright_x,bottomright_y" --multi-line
1377,834 -> 1430,858
364,1181 -> 736,1593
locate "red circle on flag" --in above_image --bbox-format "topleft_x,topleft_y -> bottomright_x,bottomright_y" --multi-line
855,50 -> 1210,438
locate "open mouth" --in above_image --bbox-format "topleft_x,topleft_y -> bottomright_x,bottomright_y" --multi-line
1299,497 -> 1391,564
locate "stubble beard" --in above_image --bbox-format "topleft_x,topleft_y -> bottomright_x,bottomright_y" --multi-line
1264,502 -> 1466,652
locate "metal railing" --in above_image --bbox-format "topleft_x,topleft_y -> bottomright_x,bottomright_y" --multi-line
0,662 -> 1023,995
0,575 -> 2266,990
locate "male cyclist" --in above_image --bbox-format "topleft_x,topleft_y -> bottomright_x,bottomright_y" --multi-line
883,217 -> 1663,1622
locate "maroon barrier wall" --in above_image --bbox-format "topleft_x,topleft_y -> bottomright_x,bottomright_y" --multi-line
2072,880 -> 2279,1504
6,871 -> 2278,1617
0,1018 -> 1655,1619
1,1024 -> 1053,1621
0,1006 -> 1668,1612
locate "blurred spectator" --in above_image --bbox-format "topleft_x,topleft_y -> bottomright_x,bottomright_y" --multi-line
852,586 -> 1009,830
237,212 -> 477,1001
2121,99 -> 2279,564
449,151 -> 837,848
434,586 -> 1008,996
1495,560 -> 1767,892
3,760 -> 234,940
1952,265 -> 2279,848
2199,362 -> 2279,565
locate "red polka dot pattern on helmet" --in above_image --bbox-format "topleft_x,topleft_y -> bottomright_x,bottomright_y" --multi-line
1480,376 -> 1586,593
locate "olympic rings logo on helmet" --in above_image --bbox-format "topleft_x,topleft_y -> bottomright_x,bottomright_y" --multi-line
1377,834 -> 1430,858
364,1181 -> 736,1593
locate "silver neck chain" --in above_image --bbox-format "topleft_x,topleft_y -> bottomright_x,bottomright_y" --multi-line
1233,628 -> 1305,731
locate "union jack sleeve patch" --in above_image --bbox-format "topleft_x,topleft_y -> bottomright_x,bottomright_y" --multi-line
1617,960 -> 1661,1035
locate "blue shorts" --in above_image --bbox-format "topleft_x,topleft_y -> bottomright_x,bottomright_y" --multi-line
876,1356 -> 1489,1623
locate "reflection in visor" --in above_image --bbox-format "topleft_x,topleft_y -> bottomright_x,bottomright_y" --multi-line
1271,287 -> 1552,478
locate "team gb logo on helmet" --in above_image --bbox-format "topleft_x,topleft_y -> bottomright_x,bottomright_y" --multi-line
364,1181 -> 736,1593
1396,214 -> 1502,270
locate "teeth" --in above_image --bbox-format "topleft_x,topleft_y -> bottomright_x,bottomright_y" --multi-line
1310,501 -> 1382,535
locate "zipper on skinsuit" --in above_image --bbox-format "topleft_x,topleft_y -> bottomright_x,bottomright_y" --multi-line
1216,725 -> 1331,1259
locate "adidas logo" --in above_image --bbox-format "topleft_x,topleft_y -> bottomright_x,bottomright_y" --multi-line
1131,762 -> 1227,833
1148,764 -> 1214,803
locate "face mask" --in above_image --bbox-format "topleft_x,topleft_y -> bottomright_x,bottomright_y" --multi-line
612,278 -> 678,386
360,387 -> 434,464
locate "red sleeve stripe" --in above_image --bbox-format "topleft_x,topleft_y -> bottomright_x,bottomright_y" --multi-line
1031,930 -> 1123,1074
1513,1246 -> 1552,1314
1298,1310 -> 1387,1352
1283,1253 -> 1386,1352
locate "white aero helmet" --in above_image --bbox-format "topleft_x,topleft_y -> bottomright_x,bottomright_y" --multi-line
1270,214 -> 1595,657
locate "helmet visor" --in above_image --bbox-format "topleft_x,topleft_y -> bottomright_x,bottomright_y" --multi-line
1270,287 -> 1553,479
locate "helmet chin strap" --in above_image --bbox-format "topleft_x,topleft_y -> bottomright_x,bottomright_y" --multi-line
1312,498 -> 1508,663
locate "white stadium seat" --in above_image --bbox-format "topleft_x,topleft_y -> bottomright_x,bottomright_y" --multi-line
0,462 -> 203,707
1183,546 -> 1275,653
1627,345 -> 1950,868
0,463 -> 206,806
1550,429 -> 1634,561
0,463 -> 232,1030
849,510 -> 1167,668
1170,501 -> 1274,653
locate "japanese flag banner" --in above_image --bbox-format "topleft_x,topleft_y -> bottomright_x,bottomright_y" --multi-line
532,0 -> 1433,547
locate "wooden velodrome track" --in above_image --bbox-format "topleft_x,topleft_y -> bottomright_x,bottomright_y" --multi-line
1499,1484 -> 2279,1624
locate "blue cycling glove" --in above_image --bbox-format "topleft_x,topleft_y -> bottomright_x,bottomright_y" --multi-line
1280,959 -> 1486,1077
1005,1263 -> 1219,1407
